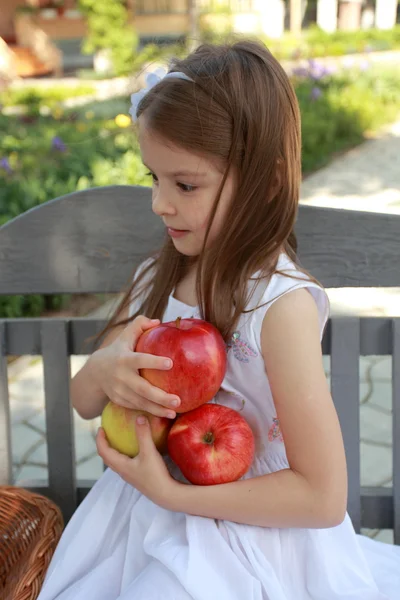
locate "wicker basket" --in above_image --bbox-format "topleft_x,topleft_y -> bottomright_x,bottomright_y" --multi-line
0,486 -> 64,600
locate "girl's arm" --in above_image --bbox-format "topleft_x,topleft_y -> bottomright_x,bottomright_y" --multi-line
166,288 -> 348,528
71,305 -> 129,419
72,308 -> 180,421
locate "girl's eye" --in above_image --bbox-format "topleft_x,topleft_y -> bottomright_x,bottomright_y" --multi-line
146,171 -> 158,183
178,183 -> 197,193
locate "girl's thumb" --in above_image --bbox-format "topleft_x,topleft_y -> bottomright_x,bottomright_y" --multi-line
121,316 -> 159,348
136,415 -> 152,454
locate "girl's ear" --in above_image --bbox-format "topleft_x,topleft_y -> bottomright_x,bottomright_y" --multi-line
268,160 -> 284,201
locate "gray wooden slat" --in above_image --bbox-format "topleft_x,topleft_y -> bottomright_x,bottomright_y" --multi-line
359,317 -> 392,356
24,481 -> 96,508
330,317 -> 361,532
0,321 -> 12,485
3,318 -> 106,356
1,317 -> 395,357
0,186 -> 163,295
0,185 -> 399,295
71,318 -> 108,354
361,487 -> 393,529
393,319 -> 400,544
323,318 -> 393,356
296,204 -> 400,287
41,320 -> 77,522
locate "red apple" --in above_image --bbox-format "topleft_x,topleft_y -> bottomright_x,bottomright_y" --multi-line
167,403 -> 255,485
136,318 -> 227,413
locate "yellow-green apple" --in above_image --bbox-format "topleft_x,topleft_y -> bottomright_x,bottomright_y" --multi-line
136,318 -> 227,413
167,403 -> 255,485
101,402 -> 172,457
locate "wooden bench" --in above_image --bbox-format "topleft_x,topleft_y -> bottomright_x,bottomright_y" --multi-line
0,184 -> 399,541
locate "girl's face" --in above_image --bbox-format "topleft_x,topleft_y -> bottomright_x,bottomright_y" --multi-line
138,118 -> 235,257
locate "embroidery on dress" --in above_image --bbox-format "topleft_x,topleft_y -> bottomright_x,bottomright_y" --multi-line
226,391 -> 246,411
268,418 -> 283,442
227,331 -> 258,363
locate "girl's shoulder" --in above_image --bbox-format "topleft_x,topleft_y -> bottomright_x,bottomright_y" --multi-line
134,257 -> 156,281
239,254 -> 330,349
128,257 -> 156,317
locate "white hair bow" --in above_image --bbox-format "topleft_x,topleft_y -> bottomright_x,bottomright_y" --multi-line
129,68 -> 193,121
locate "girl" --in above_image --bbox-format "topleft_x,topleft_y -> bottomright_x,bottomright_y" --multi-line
38,40 -> 400,600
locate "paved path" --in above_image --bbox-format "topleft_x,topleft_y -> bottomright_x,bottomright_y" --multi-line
7,118 -> 400,544
301,120 -> 400,216
301,119 -> 400,319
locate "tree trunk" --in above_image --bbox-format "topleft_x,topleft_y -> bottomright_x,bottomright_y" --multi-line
375,0 -> 398,30
317,0 -> 338,33
259,0 -> 285,39
290,0 -> 303,34
338,0 -> 363,31
188,0 -> 199,51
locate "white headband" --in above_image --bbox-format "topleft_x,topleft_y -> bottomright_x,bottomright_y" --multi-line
129,68 -> 193,122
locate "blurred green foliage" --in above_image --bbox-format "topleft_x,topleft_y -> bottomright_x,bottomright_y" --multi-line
1,59 -> 400,317
78,0 -> 139,76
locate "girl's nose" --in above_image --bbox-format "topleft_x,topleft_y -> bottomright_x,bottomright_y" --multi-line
152,186 -> 176,217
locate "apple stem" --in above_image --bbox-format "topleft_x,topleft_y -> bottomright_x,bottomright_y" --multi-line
203,432 -> 214,445
176,316 -> 182,329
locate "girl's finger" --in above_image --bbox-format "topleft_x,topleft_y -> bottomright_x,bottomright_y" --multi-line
132,377 -> 180,410
96,428 -> 132,473
120,316 -> 160,350
133,352 -> 173,371
135,416 -> 156,456
112,385 -> 177,418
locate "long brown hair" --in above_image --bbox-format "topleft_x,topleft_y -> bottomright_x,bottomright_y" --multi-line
102,39 -> 309,342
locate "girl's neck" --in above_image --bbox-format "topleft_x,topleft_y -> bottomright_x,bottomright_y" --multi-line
173,264 -> 198,307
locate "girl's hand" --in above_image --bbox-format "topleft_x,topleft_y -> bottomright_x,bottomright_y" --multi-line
96,416 -> 178,507
88,316 -> 180,418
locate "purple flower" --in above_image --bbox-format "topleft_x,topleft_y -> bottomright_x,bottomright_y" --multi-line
292,60 -> 332,81
308,59 -> 330,81
324,65 -> 337,76
52,136 -> 67,153
292,66 -> 309,78
310,87 -> 322,101
0,157 -> 12,174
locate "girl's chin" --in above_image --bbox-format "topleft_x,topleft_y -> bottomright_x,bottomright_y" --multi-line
170,236 -> 202,257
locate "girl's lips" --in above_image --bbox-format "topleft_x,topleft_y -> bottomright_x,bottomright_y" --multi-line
167,227 -> 189,239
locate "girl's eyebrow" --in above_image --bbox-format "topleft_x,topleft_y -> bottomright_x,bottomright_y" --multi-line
144,163 -> 208,178
171,170 -> 208,178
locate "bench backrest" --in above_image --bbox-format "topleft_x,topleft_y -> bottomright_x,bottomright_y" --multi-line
0,185 -> 399,537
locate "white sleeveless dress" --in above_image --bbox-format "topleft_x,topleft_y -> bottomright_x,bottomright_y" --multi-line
38,254 -> 400,600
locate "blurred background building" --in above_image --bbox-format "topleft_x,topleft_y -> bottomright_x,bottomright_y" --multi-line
0,0 -> 399,78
